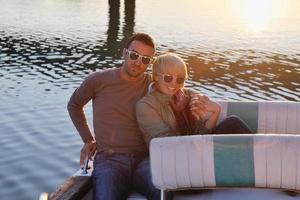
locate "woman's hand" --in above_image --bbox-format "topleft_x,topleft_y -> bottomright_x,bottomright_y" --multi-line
189,92 -> 221,129
189,92 -> 208,120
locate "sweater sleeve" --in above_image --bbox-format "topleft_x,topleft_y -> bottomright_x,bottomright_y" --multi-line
136,99 -> 175,147
67,73 -> 98,143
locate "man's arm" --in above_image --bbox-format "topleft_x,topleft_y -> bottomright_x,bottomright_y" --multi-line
67,74 -> 97,165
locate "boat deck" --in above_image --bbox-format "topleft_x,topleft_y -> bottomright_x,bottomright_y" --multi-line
50,159 -> 299,200
80,187 -> 298,200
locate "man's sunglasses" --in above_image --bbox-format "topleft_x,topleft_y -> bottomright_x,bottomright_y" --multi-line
157,73 -> 185,84
125,49 -> 153,65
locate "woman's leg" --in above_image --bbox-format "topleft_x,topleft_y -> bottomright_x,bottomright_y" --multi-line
213,115 -> 252,134
132,157 -> 161,200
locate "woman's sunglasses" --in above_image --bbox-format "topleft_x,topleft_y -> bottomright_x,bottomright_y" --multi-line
125,49 -> 153,65
157,73 -> 185,84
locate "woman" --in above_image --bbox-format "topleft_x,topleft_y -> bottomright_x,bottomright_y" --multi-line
136,53 -> 252,146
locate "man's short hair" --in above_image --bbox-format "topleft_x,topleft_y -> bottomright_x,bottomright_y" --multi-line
125,33 -> 155,50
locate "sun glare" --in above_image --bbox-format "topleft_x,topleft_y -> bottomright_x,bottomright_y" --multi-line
244,0 -> 272,31
234,0 -> 278,32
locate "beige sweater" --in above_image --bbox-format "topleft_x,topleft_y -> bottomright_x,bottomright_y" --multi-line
136,89 -> 179,146
136,86 -> 209,146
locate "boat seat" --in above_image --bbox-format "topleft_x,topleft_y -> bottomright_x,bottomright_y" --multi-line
149,100 -> 300,195
217,101 -> 300,134
150,134 -> 300,199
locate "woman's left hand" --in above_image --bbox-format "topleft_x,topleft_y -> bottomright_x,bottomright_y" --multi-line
189,92 -> 220,120
189,92 -> 208,120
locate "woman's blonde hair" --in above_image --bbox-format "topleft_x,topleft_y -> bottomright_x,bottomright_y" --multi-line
152,53 -> 188,81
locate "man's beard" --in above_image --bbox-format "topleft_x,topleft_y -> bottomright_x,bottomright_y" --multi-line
125,64 -> 144,78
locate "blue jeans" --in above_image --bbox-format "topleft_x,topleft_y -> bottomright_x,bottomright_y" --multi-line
92,152 -> 160,200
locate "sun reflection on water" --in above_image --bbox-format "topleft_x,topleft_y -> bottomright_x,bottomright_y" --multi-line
232,0 -> 287,32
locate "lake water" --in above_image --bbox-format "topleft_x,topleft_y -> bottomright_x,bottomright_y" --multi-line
0,0 -> 299,199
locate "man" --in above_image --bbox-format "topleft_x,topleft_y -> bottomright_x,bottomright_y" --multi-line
68,33 -> 160,200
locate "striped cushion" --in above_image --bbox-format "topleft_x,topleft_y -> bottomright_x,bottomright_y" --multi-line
150,134 -> 300,190
217,101 -> 300,134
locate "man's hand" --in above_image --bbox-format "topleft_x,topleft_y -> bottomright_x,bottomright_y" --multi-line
80,140 -> 97,167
